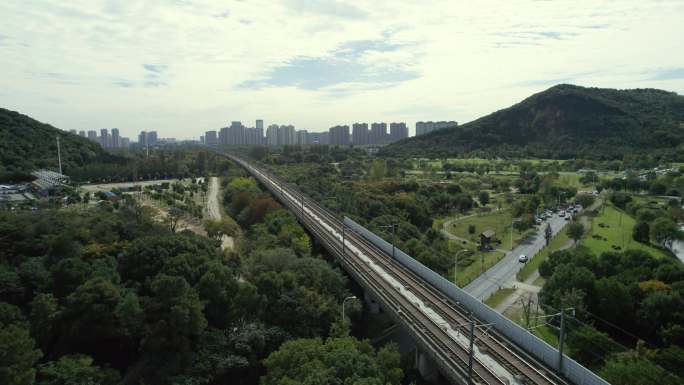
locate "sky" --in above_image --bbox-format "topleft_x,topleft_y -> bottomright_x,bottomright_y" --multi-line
1,0 -> 684,140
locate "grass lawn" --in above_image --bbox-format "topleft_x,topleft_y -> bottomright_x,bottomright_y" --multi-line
485,288 -> 516,308
448,210 -> 526,249
446,240 -> 506,287
556,172 -> 584,189
583,204 -> 670,258
517,231 -> 570,282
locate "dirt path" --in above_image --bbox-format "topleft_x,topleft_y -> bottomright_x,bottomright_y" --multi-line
205,177 -> 234,250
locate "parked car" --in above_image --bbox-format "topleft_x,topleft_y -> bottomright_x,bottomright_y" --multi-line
518,254 -> 529,263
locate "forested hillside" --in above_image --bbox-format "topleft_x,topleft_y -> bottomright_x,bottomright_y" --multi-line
0,163 -> 404,384
0,108 -> 120,182
382,85 -> 684,160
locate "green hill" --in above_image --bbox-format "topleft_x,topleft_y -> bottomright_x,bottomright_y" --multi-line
382,84 -> 684,159
0,108 -> 118,181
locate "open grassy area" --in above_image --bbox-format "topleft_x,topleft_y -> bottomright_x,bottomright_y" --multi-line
517,231 -> 570,282
556,172 -> 584,188
485,288 -> 516,308
583,204 -> 670,258
447,210 -> 527,249
445,240 -> 506,287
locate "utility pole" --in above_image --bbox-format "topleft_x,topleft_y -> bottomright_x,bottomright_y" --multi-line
56,136 -> 62,175
558,307 -> 567,374
467,312 -> 475,385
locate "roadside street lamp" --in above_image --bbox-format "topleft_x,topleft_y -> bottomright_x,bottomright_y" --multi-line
453,249 -> 471,287
342,295 -> 357,321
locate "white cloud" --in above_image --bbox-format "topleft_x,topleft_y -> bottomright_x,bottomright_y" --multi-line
0,0 -> 683,139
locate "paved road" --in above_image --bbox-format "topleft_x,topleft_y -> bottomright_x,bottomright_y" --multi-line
463,211 -> 575,301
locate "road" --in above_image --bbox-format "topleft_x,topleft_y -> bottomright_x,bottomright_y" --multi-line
205,177 -> 234,250
206,177 -> 222,220
464,211 -> 574,301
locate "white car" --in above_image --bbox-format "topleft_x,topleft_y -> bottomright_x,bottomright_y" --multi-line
518,254 -> 528,263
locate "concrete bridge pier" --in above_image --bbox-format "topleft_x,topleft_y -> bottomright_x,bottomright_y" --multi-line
416,348 -> 440,382
364,290 -> 380,314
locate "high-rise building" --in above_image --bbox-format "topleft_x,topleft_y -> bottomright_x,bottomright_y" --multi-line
87,130 -> 97,142
78,130 -> 86,138
256,119 -> 263,130
352,123 -> 369,145
100,129 -> 109,148
266,125 -> 279,146
111,128 -> 121,148
219,127 -> 228,145
389,122 -> 408,143
370,122 -> 387,145
200,135 -> 205,144
147,131 -> 158,146
121,138 -> 130,148
68,129 -> 77,134
329,125 -> 350,146
138,131 -> 147,147
205,130 -> 218,145
296,129 -> 308,145
278,125 -> 295,145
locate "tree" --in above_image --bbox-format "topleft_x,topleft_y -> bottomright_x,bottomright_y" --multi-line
650,217 -> 683,248
478,191 -> 489,206
168,206 -> 183,233
567,325 -> 618,368
37,355 -> 120,385
0,322 -> 42,385
261,337 -> 403,385
204,218 -> 240,241
544,223 -> 553,246
601,355 -> 680,385
566,222 -> 584,246
633,221 -> 650,243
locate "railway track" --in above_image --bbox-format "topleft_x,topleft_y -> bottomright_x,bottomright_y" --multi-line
227,154 -> 566,385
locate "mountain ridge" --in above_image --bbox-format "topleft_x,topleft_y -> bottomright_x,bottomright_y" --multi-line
382,84 -> 684,159
0,108 -> 119,181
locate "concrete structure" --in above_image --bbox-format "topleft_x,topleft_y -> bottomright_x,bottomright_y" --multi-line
31,169 -> 69,195
87,130 -> 97,142
138,131 -> 148,147
68,129 -> 77,134
296,129 -> 308,145
147,131 -> 158,146
278,125 -> 296,146
78,130 -> 86,138
352,123 -> 369,145
121,138 -> 130,148
256,119 -> 263,130
370,122 -> 387,145
266,124 -> 279,146
205,130 -> 218,145
100,128 -> 109,148
111,128 -> 120,148
329,125 -> 350,146
389,122 -> 408,143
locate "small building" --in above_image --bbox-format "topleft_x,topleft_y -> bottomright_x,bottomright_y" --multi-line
102,191 -> 119,202
31,170 -> 69,196
480,229 -> 496,250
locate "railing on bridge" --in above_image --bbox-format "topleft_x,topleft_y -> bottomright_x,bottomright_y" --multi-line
344,217 -> 610,385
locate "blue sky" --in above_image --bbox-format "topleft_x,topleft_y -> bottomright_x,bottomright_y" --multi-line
0,0 -> 683,139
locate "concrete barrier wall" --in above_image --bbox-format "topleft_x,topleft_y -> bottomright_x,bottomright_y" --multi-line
343,217 -> 610,385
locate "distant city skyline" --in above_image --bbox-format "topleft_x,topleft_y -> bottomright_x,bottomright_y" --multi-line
1,1 -> 683,139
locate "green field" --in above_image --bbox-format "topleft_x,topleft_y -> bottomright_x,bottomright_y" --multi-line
447,210 -> 528,250
583,204 -> 669,258
449,246 -> 506,287
485,288 -> 516,308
